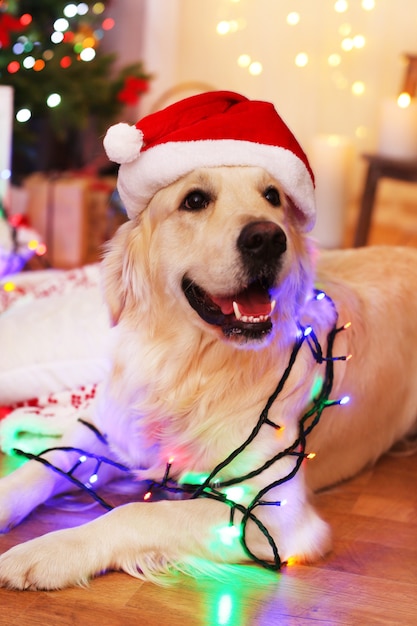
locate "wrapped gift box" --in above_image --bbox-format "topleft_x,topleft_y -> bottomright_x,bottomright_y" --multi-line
24,174 -> 120,269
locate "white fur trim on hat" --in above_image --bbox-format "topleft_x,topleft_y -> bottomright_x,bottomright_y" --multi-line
116,139 -> 316,231
103,123 -> 144,164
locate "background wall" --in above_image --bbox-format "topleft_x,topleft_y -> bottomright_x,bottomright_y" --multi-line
173,1 -> 417,155
107,1 -> 417,155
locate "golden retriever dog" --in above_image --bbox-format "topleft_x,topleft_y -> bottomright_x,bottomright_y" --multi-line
0,92 -> 416,590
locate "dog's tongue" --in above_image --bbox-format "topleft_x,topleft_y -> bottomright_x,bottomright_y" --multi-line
212,284 -> 271,316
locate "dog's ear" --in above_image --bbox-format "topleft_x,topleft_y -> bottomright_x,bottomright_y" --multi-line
101,218 -> 153,326
101,221 -> 134,325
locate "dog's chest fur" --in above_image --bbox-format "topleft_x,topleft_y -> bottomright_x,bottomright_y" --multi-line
96,292 -> 340,486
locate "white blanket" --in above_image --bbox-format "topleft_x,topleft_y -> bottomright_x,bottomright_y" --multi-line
0,265 -> 110,455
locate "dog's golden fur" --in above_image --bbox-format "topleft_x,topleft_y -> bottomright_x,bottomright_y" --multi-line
0,166 -> 416,590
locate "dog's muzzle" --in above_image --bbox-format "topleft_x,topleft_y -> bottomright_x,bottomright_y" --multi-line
182,221 -> 286,341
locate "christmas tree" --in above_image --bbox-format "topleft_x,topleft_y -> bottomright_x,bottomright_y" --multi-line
0,0 -> 151,176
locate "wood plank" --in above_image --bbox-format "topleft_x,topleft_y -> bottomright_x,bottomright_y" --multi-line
1,453 -> 417,624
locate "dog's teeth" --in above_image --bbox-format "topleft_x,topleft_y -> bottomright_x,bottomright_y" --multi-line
233,301 -> 274,324
270,299 -> 276,314
233,301 -> 243,320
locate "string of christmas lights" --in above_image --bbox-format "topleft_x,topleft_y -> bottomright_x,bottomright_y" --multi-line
13,290 -> 351,571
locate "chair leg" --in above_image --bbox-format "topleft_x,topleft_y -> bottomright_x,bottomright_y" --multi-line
354,163 -> 379,247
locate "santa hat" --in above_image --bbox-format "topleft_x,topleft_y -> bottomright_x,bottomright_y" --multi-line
103,91 -> 316,231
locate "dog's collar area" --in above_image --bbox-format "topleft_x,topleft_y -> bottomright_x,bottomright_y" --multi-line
181,276 -> 274,340
13,290 -> 352,573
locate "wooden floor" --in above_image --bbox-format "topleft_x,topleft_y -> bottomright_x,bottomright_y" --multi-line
1,197 -> 417,625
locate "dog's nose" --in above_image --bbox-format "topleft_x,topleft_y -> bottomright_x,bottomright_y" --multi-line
238,221 -> 287,261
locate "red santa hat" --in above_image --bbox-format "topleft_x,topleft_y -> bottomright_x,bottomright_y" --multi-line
103,90 -> 316,231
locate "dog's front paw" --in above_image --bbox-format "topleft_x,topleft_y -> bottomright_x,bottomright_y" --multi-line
0,527 -> 100,590
0,466 -> 57,533
0,488 -> 26,533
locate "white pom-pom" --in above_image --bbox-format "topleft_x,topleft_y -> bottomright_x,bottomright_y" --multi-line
103,123 -> 144,164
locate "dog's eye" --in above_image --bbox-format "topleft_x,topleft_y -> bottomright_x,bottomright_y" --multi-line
264,187 -> 281,207
182,190 -> 211,211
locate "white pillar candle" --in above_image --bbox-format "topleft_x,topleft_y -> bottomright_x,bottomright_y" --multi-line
0,85 -> 14,209
309,134 -> 352,249
378,96 -> 417,160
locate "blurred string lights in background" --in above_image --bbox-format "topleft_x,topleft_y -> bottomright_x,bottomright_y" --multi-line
0,0 -> 151,175
5,3 -> 115,123
216,0 -> 374,84
214,0 -> 379,142
212,0 -> 417,168
0,206 -> 46,279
